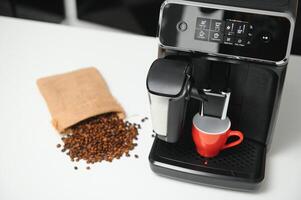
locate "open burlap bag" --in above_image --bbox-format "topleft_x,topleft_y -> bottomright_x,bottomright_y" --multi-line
37,67 -> 125,133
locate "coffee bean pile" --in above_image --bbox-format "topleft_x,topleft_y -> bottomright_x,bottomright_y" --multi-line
59,113 -> 139,165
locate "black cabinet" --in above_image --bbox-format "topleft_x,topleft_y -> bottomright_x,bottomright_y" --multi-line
0,0 -> 14,17
0,0 -> 65,23
292,2 -> 301,55
77,0 -> 164,36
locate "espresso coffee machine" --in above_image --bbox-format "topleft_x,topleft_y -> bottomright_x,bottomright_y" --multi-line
146,0 -> 297,190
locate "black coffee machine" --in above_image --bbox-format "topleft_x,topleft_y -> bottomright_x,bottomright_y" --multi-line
146,0 -> 297,190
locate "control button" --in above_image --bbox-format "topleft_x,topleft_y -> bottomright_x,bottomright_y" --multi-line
225,21 -> 236,36
249,24 -> 254,32
210,20 -> 225,32
196,18 -> 211,30
234,37 -> 246,46
247,24 -> 254,39
224,36 -> 234,45
236,23 -> 248,36
209,31 -> 223,43
195,29 -> 209,41
260,32 -> 272,43
177,21 -> 188,32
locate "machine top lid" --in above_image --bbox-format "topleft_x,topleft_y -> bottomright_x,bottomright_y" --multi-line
147,58 -> 190,97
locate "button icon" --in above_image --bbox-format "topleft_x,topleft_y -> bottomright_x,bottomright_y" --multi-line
210,20 -> 225,32
224,36 -> 234,44
195,29 -> 209,41
249,24 -> 254,31
259,32 -> 272,43
236,23 -> 247,35
196,18 -> 211,30
209,31 -> 223,43
177,21 -> 188,32
262,36 -> 268,40
225,21 -> 236,36
234,37 -> 246,46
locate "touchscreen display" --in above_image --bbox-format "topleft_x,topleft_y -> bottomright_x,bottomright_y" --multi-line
194,18 -> 253,47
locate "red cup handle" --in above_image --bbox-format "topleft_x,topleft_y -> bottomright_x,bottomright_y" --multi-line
221,130 -> 244,150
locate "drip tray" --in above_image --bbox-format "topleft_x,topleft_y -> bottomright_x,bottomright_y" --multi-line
149,135 -> 266,190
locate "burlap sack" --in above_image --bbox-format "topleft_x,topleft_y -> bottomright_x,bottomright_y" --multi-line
37,67 -> 125,133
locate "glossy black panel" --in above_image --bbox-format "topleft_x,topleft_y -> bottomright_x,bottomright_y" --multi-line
159,3 -> 291,62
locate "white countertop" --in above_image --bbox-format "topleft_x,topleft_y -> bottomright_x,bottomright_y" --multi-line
0,16 -> 300,200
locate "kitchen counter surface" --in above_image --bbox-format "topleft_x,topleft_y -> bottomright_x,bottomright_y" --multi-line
0,16 -> 300,200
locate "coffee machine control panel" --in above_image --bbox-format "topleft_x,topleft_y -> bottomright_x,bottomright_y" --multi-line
193,18 -> 253,46
158,1 -> 293,64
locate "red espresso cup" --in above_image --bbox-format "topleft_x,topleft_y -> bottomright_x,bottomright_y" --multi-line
192,113 -> 244,158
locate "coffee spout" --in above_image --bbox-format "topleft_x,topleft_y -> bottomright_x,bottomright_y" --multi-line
199,89 -> 231,120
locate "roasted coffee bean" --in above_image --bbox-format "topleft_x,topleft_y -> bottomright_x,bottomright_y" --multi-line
56,144 -> 61,148
134,154 -> 139,159
141,117 -> 149,123
60,113 -> 139,165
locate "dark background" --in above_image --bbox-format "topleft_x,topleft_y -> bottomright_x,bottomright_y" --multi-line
0,0 -> 300,54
